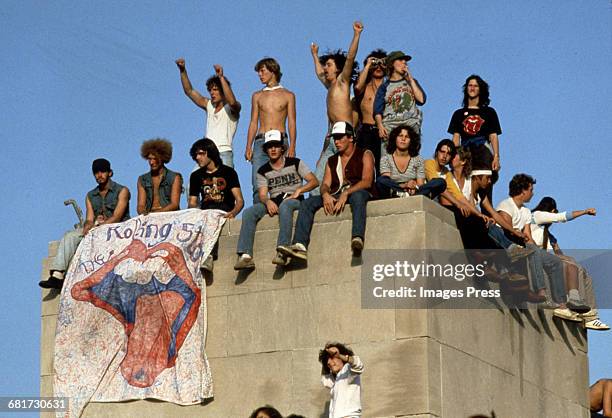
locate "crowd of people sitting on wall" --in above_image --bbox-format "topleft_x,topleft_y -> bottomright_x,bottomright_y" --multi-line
39,19 -> 608,339
37,20 -> 610,418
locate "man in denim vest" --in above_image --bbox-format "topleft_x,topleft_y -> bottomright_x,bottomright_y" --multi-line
39,158 -> 130,289
137,138 -> 182,215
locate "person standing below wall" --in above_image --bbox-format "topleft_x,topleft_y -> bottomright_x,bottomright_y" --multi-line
136,138 -> 182,215
39,159 -> 130,289
318,342 -> 364,418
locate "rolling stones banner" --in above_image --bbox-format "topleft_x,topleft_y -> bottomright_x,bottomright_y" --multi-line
53,209 -> 226,417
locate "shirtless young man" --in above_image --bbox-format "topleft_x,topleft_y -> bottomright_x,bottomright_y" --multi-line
309,21 -> 363,189
353,49 -> 386,171
245,58 -> 297,202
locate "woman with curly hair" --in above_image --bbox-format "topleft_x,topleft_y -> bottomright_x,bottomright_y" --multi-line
137,138 -> 182,215
375,125 -> 445,200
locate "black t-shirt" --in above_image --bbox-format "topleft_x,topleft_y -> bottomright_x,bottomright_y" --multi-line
189,164 -> 240,211
447,106 -> 502,144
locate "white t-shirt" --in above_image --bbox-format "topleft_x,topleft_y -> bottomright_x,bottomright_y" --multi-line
205,102 -> 239,153
496,197 -> 532,229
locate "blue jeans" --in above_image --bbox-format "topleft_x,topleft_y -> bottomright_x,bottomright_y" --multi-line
250,137 -> 268,203
220,150 -> 234,168
310,139 -> 337,196
236,199 -> 301,256
375,176 -> 446,200
487,225 -> 566,303
50,229 -> 84,272
292,190 -> 369,248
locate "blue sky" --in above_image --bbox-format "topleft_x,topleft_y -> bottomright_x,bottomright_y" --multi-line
1,0 -> 610,405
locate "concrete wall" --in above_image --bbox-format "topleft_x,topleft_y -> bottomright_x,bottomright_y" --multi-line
41,197 -> 590,417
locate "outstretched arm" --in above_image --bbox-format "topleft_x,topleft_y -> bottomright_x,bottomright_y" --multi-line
176,58 -> 209,109
214,64 -> 241,115
340,21 -> 363,83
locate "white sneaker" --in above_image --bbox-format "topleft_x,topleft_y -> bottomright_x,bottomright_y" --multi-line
234,254 -> 255,270
584,318 -> 611,331
553,308 -> 581,322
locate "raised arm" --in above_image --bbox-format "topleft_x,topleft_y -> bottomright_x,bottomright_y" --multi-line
176,58 -> 209,109
214,64 -> 241,115
287,92 -> 297,157
340,21 -> 363,83
310,42 -> 327,87
353,57 -> 373,96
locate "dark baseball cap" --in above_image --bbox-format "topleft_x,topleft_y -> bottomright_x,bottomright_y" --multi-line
92,158 -> 112,173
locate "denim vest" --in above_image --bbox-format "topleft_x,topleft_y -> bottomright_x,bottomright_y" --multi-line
138,168 -> 179,212
87,180 -> 130,221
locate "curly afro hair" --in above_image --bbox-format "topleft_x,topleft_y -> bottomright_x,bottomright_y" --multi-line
141,138 -> 173,164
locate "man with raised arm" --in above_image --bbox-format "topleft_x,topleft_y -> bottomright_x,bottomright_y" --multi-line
353,49 -> 387,171
245,58 -> 297,202
310,21 -> 363,188
39,159 -> 130,289
175,59 -> 241,167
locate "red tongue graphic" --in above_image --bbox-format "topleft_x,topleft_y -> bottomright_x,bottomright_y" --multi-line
120,291 -> 185,387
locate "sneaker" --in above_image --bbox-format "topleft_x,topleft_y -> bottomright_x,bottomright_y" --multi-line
538,300 -> 560,310
286,243 -> 308,260
38,277 -> 64,289
566,298 -> 591,314
351,237 -> 364,257
553,308 -> 582,322
584,318 -> 611,331
234,254 -> 255,270
201,255 -> 214,272
508,245 -> 535,263
272,251 -> 290,266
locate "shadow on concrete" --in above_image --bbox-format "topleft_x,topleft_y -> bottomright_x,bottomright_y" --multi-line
537,309 -> 555,340
235,269 -> 255,285
551,316 -> 576,355
42,289 -> 61,301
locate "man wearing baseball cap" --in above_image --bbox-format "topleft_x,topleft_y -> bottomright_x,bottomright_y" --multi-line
373,50 -> 426,154
235,129 -> 318,269
281,121 -> 375,260
39,158 -> 131,289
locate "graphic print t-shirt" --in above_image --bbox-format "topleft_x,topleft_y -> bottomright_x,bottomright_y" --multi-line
256,157 -> 312,199
189,164 -> 240,211
447,106 -> 501,144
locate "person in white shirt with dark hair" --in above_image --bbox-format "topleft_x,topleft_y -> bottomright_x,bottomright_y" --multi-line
530,196 -> 609,330
318,342 -> 364,418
